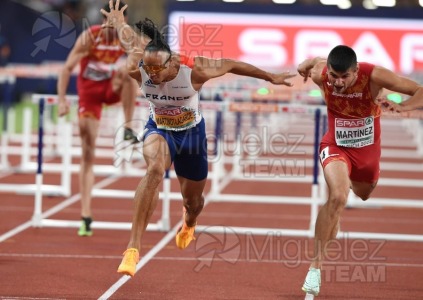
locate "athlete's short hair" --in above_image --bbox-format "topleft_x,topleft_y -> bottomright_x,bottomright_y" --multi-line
327,45 -> 357,72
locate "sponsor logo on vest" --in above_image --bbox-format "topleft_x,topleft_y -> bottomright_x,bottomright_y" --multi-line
145,93 -> 191,101
144,79 -> 155,87
332,92 -> 363,98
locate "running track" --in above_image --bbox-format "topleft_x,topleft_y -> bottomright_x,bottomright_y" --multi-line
1,127 -> 423,299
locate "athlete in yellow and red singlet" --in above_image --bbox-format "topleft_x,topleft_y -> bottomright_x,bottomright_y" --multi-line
320,62 -> 381,183
57,0 -> 139,237
298,45 -> 423,297
76,24 -> 126,119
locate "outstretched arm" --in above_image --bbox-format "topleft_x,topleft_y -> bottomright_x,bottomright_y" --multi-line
297,57 -> 326,87
191,56 -> 296,89
101,0 -> 149,82
372,66 -> 423,112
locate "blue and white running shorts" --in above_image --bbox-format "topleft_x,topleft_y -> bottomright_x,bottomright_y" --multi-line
143,118 -> 208,181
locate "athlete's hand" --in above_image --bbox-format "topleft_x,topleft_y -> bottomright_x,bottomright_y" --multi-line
100,0 -> 128,29
58,97 -> 70,117
297,63 -> 312,83
377,97 -> 404,113
268,72 -> 296,87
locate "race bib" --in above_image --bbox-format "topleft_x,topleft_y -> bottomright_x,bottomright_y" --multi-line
335,117 -> 374,148
82,62 -> 113,81
154,106 -> 196,130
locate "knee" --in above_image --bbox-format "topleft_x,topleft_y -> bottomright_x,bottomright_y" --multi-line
81,148 -> 95,164
358,193 -> 370,201
351,187 -> 374,201
184,195 -> 204,213
145,163 -> 166,184
358,195 -> 370,201
79,137 -> 95,163
327,191 -> 348,217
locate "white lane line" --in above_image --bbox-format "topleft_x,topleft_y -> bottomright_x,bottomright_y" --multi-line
98,225 -> 181,300
1,252 -> 423,268
0,176 -> 120,243
0,297 -> 65,300
97,174 -> 233,299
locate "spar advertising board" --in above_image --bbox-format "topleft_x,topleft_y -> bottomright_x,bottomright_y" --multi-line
167,12 -> 423,73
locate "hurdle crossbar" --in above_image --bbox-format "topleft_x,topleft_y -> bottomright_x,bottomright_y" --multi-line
24,93 -> 423,242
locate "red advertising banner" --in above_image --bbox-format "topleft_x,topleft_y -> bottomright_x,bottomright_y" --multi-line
168,12 -> 423,73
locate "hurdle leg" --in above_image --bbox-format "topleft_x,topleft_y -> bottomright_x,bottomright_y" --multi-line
0,130 -> 10,170
160,171 -> 171,231
60,121 -> 72,197
32,98 -> 45,227
309,109 -> 321,236
20,107 -> 32,170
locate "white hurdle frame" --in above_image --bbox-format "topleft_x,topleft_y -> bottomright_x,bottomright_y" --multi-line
28,95 -> 179,232
21,93 -> 423,241
0,96 -> 72,196
203,104 -> 324,239
198,99 -> 423,242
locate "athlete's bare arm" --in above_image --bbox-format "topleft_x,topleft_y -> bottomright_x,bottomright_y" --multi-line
371,66 -> 423,112
100,0 -> 150,83
190,56 -> 295,91
297,57 -> 326,88
57,30 -> 92,116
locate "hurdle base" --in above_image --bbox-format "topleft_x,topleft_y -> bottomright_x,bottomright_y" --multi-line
195,226 -> 423,242
33,219 -> 168,231
0,183 -> 68,196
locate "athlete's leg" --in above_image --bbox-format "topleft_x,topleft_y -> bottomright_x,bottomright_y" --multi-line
78,116 -> 100,218
311,160 -> 350,269
350,180 -> 378,201
177,176 -> 207,227
125,133 -> 172,251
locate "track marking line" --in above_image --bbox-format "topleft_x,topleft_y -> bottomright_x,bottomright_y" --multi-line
98,225 -> 181,300
0,176 -> 120,243
2,252 -> 423,268
97,176 -> 232,300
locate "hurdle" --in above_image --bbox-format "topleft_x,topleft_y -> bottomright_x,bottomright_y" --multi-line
21,89 -> 423,241
29,95 -> 171,232
0,95 -> 72,196
194,100 -> 423,242
203,102 -> 325,239
0,74 -> 16,171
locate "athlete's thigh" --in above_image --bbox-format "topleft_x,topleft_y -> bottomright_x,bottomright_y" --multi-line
78,116 -> 99,148
323,160 -> 351,197
142,131 -> 172,170
350,180 -> 377,200
173,121 -> 208,182
78,93 -> 103,120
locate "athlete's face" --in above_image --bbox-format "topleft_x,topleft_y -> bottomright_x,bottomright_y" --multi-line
327,65 -> 358,94
142,51 -> 172,84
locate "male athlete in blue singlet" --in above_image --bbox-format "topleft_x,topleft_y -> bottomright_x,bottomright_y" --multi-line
101,0 -> 296,277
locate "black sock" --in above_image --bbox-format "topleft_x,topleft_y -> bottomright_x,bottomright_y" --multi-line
82,217 -> 92,231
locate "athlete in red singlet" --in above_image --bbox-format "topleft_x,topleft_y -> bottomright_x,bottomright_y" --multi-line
297,45 -> 423,296
57,0 -> 138,237
320,62 -> 382,183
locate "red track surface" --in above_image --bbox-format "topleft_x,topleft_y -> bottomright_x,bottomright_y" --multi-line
1,146 -> 423,300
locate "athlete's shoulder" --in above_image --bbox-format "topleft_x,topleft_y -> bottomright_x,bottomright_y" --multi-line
358,62 -> 375,74
88,25 -> 102,33
179,54 -> 195,69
